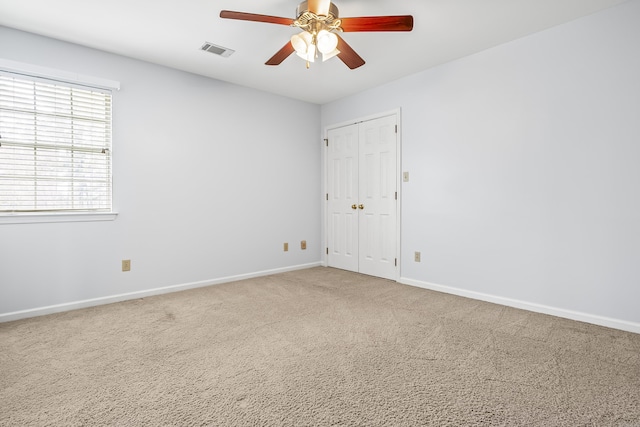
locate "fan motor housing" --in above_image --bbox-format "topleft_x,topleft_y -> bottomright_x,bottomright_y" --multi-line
296,1 -> 339,19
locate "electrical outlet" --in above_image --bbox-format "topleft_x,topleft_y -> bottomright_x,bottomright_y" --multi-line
301,240 -> 307,250
284,243 -> 289,252
122,259 -> 131,272
414,252 -> 421,262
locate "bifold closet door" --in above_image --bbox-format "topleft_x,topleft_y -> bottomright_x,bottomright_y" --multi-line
327,123 -> 359,272
327,114 -> 397,280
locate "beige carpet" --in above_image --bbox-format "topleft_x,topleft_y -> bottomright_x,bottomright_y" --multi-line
1,267 -> 639,426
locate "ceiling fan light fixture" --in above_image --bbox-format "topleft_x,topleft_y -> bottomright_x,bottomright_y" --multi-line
290,33 -> 307,53
292,31 -> 317,62
316,30 -> 338,54
297,43 -> 316,62
322,48 -> 340,62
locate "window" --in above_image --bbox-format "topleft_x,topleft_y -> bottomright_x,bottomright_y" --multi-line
0,71 -> 113,214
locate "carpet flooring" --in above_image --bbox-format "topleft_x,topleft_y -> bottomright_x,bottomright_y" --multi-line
1,267 -> 639,426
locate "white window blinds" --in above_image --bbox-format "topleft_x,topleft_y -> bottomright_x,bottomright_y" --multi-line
0,72 -> 112,212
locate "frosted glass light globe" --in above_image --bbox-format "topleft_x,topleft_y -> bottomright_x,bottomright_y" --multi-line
317,30 -> 338,54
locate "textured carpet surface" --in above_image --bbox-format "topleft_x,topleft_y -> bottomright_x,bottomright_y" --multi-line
1,267 -> 639,426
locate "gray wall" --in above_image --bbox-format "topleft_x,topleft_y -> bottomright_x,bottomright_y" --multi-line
322,0 -> 640,330
0,27 -> 321,318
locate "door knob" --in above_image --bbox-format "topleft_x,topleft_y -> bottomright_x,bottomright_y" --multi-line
351,204 -> 357,210
359,204 -> 364,210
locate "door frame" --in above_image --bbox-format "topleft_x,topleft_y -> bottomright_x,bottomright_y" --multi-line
322,108 -> 402,281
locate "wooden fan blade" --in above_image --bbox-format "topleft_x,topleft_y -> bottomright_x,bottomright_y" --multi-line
340,15 -> 414,32
220,10 -> 294,26
265,42 -> 295,66
336,35 -> 365,70
308,0 -> 331,16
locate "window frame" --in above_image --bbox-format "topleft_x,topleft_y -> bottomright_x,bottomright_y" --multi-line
0,60 -> 119,224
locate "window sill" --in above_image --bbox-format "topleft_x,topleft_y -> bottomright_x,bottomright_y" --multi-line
0,212 -> 118,225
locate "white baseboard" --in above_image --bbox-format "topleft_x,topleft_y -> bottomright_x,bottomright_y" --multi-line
399,277 -> 640,335
0,262 -> 322,323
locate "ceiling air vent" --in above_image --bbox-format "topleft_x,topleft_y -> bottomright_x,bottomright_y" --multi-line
200,42 -> 235,58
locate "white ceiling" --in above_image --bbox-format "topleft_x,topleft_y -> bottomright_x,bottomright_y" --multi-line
0,0 -> 629,104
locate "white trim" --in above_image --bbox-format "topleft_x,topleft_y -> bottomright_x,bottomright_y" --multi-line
0,262 -> 322,323
399,277 -> 640,335
0,58 -> 120,91
394,109 -> 402,282
324,108 -> 402,131
0,212 -> 118,225
322,131 -> 328,266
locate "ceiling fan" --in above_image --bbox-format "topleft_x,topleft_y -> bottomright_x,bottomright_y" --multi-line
220,0 -> 414,69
